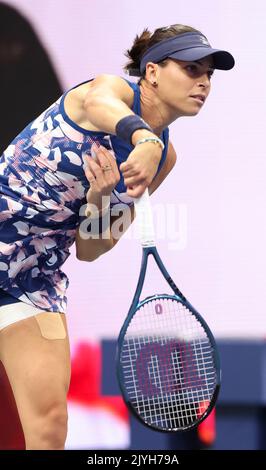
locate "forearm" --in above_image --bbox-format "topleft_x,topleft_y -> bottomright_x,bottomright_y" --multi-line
76,198 -> 135,262
76,210 -> 134,262
75,226 -> 113,262
84,94 -> 155,144
76,192 -> 112,262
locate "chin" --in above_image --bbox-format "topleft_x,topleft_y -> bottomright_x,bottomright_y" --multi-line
181,109 -> 200,117
172,104 -> 200,118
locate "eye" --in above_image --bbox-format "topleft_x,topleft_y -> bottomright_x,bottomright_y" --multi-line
185,64 -> 214,80
185,64 -> 199,74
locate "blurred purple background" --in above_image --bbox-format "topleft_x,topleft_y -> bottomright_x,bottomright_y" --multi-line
4,0 -> 266,342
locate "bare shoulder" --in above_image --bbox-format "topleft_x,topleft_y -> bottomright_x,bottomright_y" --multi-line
64,74 -> 134,131
84,74 -> 134,107
149,140 -> 177,195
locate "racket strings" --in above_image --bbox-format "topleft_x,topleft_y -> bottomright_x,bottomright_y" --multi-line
120,297 -> 217,431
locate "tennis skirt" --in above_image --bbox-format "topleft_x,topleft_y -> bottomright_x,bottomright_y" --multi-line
0,288 -> 45,330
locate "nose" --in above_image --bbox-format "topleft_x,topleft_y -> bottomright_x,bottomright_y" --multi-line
198,73 -> 211,89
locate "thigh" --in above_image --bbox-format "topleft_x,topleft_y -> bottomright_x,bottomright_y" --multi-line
0,313 -> 71,431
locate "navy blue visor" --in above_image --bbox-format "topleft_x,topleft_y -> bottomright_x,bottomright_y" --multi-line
133,32 -> 235,76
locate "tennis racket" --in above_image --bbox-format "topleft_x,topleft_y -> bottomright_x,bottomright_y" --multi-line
116,189 -> 221,432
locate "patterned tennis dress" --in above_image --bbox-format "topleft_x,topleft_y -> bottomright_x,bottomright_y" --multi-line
0,78 -> 169,320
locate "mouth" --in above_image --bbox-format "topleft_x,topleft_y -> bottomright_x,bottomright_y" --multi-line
190,94 -> 206,104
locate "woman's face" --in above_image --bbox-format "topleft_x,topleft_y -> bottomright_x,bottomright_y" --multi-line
154,56 -> 214,117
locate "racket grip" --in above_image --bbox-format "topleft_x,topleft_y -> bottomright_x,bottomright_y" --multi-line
134,188 -> 155,247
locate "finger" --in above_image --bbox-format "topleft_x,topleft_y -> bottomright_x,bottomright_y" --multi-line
95,146 -> 121,184
126,183 -> 147,198
86,157 -> 105,187
97,146 -> 120,179
92,152 -> 118,188
120,161 -> 132,173
90,142 -> 101,160
97,145 -> 116,161
84,165 -> 100,192
87,152 -> 119,193
96,148 -> 115,174
84,155 -> 96,178
122,167 -> 140,178
92,145 -> 114,165
124,175 -> 146,187
84,153 -> 100,171
120,160 -> 141,177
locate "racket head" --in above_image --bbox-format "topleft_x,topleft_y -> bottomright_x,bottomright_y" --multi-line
117,293 -> 220,432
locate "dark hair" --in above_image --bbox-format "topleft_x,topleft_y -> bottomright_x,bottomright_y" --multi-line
124,24 -> 202,80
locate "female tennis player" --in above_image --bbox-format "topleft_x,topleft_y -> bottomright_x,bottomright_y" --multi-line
0,24 -> 234,449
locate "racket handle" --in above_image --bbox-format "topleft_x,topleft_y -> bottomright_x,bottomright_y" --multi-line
134,188 -> 156,247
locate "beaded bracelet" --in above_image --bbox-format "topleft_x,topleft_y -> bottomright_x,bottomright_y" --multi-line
135,137 -> 165,151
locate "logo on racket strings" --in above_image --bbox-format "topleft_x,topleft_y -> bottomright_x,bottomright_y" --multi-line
134,341 -> 206,396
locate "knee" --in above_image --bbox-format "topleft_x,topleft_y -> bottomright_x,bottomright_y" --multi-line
42,404 -> 68,448
41,403 -> 68,449
26,402 -> 68,450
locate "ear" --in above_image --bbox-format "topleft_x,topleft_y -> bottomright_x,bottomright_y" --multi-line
145,62 -> 159,85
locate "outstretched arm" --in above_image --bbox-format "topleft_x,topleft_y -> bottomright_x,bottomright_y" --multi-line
82,74 -> 163,197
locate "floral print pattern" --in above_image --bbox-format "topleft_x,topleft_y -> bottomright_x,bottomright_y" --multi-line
0,81 -> 169,313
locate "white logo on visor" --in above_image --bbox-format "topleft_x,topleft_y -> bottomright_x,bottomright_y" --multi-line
199,36 -> 210,46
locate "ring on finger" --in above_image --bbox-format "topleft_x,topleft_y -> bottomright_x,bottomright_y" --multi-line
102,165 -> 112,172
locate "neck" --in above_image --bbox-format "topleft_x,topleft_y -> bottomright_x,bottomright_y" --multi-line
139,79 -> 179,135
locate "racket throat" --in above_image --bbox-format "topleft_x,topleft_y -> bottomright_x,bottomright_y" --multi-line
130,247 -> 187,310
150,247 -> 187,302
